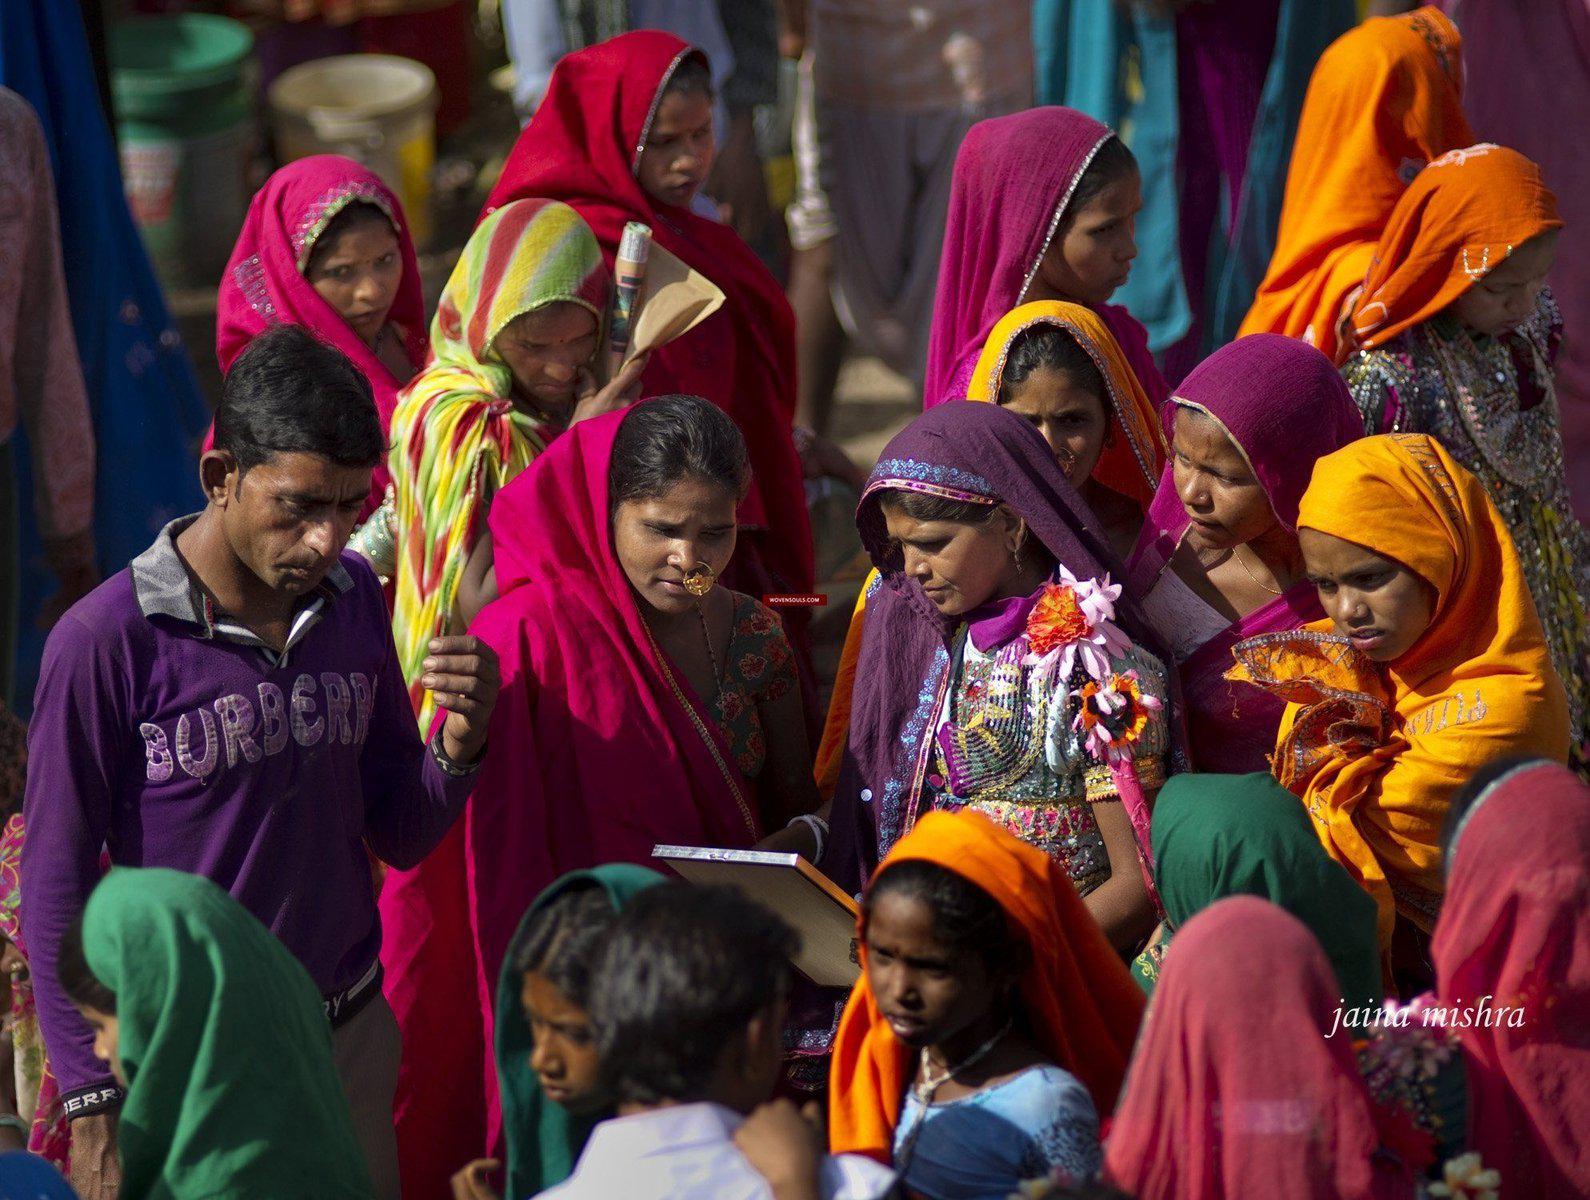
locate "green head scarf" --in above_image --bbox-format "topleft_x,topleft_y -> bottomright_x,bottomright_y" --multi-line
1133,774 -> 1382,1017
495,864 -> 664,1198
81,868 -> 373,1200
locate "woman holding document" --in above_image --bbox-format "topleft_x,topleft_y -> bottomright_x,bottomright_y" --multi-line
380,397 -> 824,1197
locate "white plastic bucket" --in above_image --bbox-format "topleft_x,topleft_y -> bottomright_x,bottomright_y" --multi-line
268,54 -> 437,245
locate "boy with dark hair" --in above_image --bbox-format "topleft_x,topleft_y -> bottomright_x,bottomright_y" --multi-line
22,326 -> 500,1200
540,883 -> 895,1200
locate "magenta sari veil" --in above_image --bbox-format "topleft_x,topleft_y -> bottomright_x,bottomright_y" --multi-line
214,155 -> 427,519
1126,333 -> 1362,773
922,107 -> 1168,411
377,405 -> 761,1198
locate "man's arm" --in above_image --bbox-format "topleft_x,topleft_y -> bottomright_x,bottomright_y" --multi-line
20,614 -> 125,1111
359,578 -> 498,868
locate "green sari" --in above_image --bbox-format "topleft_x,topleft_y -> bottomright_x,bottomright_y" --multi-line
81,868 -> 373,1200
494,864 -> 663,1198
1132,773 -> 1382,1019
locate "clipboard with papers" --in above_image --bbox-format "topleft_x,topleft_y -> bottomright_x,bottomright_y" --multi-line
651,845 -> 861,989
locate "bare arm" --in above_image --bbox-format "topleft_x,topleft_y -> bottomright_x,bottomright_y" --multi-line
756,674 -> 824,827
1083,799 -> 1157,955
456,529 -> 497,629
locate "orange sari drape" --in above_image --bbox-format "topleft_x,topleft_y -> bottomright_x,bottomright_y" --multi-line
1229,434 -> 1568,951
1238,7 -> 1473,362
827,809 -> 1144,1162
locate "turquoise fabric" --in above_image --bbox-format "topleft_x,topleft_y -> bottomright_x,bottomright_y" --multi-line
1031,0 -> 1352,354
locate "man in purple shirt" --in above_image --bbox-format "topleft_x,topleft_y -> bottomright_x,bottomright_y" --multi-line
22,327 -> 500,1200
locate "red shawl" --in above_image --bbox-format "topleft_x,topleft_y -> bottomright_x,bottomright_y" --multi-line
1434,760 -> 1590,1197
1104,896 -> 1421,1199
378,407 -> 762,1198
481,30 -> 812,599
214,155 -> 426,519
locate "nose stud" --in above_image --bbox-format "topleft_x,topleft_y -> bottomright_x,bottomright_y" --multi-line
682,563 -> 716,597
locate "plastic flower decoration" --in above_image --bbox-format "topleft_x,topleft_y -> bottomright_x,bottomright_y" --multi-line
1428,1152 -> 1500,1200
1072,670 -> 1162,764
1023,565 -> 1131,683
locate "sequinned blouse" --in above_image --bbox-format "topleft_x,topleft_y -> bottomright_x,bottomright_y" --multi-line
923,611 -> 1171,897
1345,291 -> 1590,765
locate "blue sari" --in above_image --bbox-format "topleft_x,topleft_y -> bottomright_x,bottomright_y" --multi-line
0,1 -> 208,711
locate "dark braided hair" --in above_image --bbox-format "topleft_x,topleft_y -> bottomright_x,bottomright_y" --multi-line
999,323 -> 1109,401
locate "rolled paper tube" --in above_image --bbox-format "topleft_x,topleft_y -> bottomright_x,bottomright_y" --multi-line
607,221 -> 653,377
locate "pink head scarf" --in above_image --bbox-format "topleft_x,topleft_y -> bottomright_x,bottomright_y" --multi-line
1104,896 -> 1422,1200
1434,760 -> 1590,1197
922,107 -> 1167,411
215,155 -> 427,517
378,404 -> 764,1187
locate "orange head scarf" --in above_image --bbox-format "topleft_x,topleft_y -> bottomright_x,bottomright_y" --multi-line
966,301 -> 1166,509
1349,143 -> 1563,351
1229,434 -> 1568,951
1239,7 -> 1473,361
827,809 -> 1144,1163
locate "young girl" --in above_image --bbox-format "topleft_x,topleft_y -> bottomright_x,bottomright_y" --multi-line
56,868 -> 374,1199
824,402 -> 1176,954
1344,143 -> 1590,768
382,398 -> 822,1198
214,155 -> 426,522
1229,434 -> 1569,986
830,809 -> 1142,1198
450,865 -> 662,1200
483,30 -> 813,625
1127,334 -> 1361,774
923,109 -> 1165,410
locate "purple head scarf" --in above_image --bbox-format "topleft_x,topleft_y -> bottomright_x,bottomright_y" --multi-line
921,108 -> 1168,411
823,401 -> 1179,897
1126,333 -> 1363,774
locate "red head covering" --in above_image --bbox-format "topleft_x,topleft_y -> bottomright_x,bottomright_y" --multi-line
1434,760 -> 1590,1197
482,30 -> 812,597
1104,896 -> 1422,1200
214,155 -> 427,518
828,808 -> 1143,1163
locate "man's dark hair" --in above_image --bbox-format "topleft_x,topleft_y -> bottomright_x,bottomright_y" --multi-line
213,325 -> 384,474
587,882 -> 796,1106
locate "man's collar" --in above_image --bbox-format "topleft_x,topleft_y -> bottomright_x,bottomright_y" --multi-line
130,514 -> 354,634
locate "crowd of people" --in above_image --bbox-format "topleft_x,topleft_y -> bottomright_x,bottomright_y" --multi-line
0,2 -> 1587,1198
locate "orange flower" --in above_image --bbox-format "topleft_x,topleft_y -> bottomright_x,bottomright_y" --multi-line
1026,583 -> 1091,656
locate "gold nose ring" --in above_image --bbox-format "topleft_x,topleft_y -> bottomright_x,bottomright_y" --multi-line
682,563 -> 717,597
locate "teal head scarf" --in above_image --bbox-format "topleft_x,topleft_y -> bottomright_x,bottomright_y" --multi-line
81,868 -> 373,1200
494,864 -> 664,1198
1133,773 -> 1382,1018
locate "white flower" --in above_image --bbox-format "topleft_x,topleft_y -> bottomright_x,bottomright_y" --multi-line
1428,1152 -> 1501,1200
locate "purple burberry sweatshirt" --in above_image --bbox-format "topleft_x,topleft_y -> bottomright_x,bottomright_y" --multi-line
22,519 -> 477,1108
